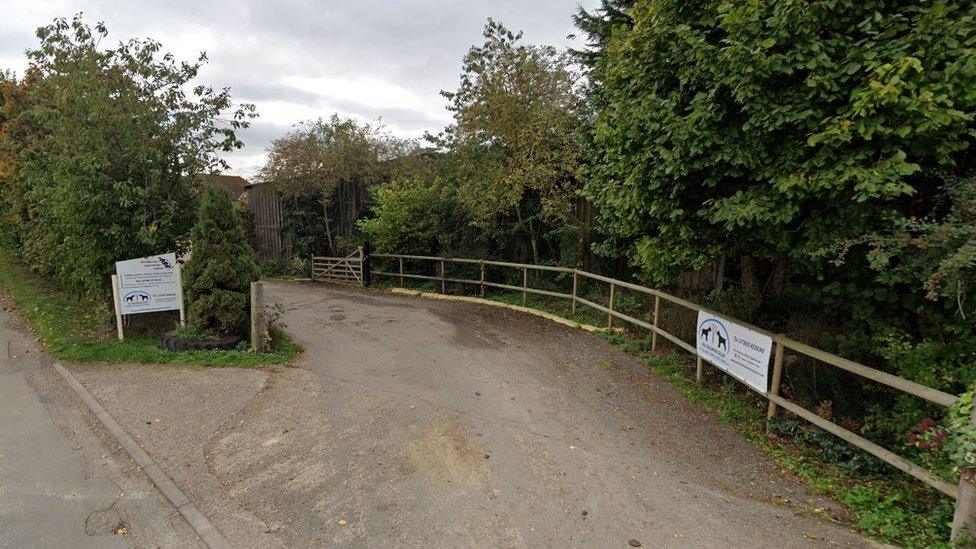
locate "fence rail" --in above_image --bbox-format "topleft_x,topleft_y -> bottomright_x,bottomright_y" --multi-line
311,247 -> 364,285
371,252 -> 962,500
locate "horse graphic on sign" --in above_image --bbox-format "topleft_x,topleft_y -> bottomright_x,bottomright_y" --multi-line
697,317 -> 730,360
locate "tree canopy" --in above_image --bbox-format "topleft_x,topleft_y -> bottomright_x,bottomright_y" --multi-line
432,20 -> 586,263
0,15 -> 254,296
579,0 -> 976,293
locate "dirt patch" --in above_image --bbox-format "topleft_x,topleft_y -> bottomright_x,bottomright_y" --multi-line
405,418 -> 491,487
67,362 -> 283,548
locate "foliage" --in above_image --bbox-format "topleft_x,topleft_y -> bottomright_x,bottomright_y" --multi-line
431,20 -> 586,264
183,185 -> 260,336
259,115 -> 410,256
358,176 -> 467,255
942,390 -> 976,473
260,115 -> 405,200
579,0 -> 976,289
0,249 -> 298,367
0,16 -> 254,298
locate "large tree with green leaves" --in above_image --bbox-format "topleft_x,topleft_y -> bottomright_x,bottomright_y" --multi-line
433,20 -> 585,264
0,15 -> 254,297
259,115 -> 408,256
578,0 -> 976,414
579,0 -> 976,295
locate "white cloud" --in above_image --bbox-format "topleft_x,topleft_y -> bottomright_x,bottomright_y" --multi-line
1,0 -> 601,178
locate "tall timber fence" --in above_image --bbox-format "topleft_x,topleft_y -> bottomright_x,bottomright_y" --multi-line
311,250 -> 974,537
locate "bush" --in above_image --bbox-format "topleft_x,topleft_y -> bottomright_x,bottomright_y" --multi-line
183,185 -> 260,335
359,176 -> 467,255
0,17 -> 253,298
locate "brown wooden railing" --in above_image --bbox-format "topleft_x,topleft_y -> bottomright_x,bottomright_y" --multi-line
369,252 -> 963,503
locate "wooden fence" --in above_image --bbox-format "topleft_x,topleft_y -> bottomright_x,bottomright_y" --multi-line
246,182 -> 284,260
369,252 -> 971,518
311,247 -> 364,285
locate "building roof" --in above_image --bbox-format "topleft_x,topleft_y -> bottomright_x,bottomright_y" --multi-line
199,174 -> 250,201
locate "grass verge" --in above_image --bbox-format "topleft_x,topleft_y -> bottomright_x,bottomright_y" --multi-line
0,250 -> 301,367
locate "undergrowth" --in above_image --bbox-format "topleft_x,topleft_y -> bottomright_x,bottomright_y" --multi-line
0,250 -> 301,367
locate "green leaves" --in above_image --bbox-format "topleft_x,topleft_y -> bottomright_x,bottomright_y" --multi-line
434,20 -> 585,262
182,185 -> 259,336
578,0 -> 976,288
0,15 -> 255,299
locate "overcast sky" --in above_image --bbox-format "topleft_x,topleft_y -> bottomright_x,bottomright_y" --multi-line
1,1 -> 597,178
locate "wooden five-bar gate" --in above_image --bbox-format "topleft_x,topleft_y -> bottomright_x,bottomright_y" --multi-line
310,247 -> 365,285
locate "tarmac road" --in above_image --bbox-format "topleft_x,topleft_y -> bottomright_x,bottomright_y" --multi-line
0,305 -> 197,548
226,282 -> 871,548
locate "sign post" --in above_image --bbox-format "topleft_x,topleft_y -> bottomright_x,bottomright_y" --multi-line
112,252 -> 184,340
695,311 -> 773,394
111,275 -> 124,341
176,262 -> 186,327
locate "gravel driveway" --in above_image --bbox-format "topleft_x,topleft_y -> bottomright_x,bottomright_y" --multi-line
207,282 -> 867,548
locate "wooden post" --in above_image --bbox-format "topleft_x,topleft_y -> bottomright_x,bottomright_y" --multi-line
651,295 -> 660,352
361,242 -> 371,287
250,281 -> 265,351
696,355 -> 703,383
522,267 -> 527,306
571,271 -> 578,316
176,262 -> 186,327
479,260 -> 485,297
766,342 -> 786,422
310,255 -> 315,281
952,395 -> 976,542
440,259 -> 445,294
398,257 -> 404,287
607,282 -> 616,329
111,275 -> 124,341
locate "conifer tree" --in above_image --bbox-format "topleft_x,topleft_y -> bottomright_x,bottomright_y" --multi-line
183,185 -> 260,335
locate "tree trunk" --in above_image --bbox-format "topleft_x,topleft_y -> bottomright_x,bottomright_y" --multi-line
322,197 -> 335,256
770,258 -> 789,297
515,203 -> 540,264
740,253 -> 756,293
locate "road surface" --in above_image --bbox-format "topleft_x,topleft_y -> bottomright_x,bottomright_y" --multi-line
225,282 -> 870,548
0,305 -> 197,548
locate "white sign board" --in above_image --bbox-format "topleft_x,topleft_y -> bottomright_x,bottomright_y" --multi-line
696,311 -> 773,393
115,253 -> 182,315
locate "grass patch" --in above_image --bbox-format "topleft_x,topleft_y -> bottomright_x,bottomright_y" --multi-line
0,250 -> 301,367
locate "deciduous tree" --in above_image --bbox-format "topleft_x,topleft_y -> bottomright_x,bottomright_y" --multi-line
0,15 -> 254,297
433,20 -> 585,264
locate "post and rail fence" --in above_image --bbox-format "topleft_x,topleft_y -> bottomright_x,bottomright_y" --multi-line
306,250 -> 973,538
